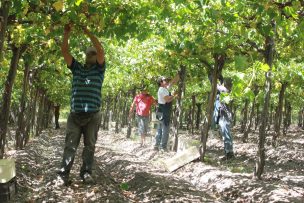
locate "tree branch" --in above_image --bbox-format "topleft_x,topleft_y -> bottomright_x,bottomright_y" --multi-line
272,1 -> 293,9
245,40 -> 265,54
199,58 -> 212,70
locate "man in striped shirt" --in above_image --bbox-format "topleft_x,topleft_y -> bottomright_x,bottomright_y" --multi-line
57,24 -> 106,185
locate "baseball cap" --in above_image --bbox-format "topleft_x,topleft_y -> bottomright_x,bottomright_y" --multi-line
157,76 -> 167,85
85,47 -> 97,54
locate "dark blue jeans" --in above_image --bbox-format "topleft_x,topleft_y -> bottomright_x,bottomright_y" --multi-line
155,119 -> 170,150
218,114 -> 233,154
59,111 -> 101,177
212,100 -> 233,154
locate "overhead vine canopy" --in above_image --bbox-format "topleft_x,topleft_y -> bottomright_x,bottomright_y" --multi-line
0,0 -> 302,125
1,0 -> 303,104
0,0 -> 303,182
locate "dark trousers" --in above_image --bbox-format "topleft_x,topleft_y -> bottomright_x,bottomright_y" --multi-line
59,111 -> 101,177
218,113 -> 233,154
212,100 -> 233,154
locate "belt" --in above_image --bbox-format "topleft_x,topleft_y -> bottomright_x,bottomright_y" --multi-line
72,110 -> 100,116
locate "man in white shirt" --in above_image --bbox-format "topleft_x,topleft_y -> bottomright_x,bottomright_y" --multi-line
154,74 -> 179,151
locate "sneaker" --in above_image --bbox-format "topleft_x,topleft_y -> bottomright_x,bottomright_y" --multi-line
221,152 -> 235,161
226,152 -> 235,160
55,174 -> 70,186
153,146 -> 159,151
159,148 -> 168,153
81,172 -> 95,184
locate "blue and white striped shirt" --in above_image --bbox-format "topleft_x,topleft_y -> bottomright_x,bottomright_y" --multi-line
68,58 -> 106,113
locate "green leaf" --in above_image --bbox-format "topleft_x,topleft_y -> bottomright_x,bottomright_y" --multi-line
75,0 -> 84,6
244,87 -> 255,102
284,6 -> 298,19
259,64 -> 270,72
52,0 -> 64,12
221,93 -> 232,104
88,5 -> 97,13
235,55 -> 248,71
120,183 -> 129,190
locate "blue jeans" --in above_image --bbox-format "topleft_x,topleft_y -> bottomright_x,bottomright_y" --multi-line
218,114 -> 233,154
155,120 -> 170,150
212,100 -> 233,154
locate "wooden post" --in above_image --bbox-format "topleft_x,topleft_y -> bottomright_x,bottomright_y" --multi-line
172,65 -> 186,152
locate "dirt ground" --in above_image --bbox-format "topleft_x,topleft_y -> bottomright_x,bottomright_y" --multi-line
4,124 -> 304,203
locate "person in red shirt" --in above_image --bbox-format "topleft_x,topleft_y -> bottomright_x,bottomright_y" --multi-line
129,86 -> 156,146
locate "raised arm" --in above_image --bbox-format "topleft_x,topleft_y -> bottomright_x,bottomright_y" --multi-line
164,94 -> 176,103
83,27 -> 105,65
168,73 -> 180,88
61,24 -> 73,67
